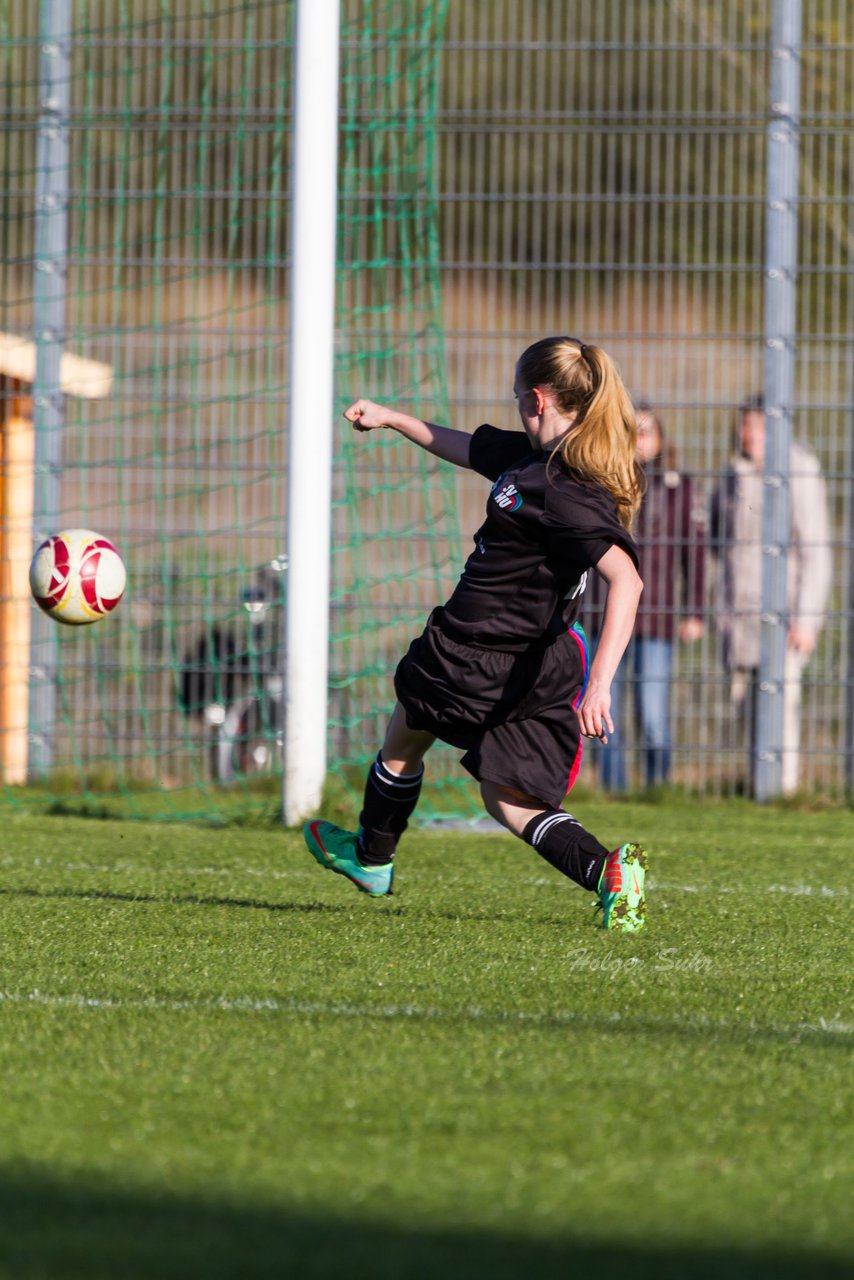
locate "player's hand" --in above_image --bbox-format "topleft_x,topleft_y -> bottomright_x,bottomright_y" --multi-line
343,399 -> 394,432
576,681 -> 614,744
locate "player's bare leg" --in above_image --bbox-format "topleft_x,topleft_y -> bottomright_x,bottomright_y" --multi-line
480,780 -> 647,931
480,780 -> 549,837
303,703 -> 434,897
379,701 -> 436,775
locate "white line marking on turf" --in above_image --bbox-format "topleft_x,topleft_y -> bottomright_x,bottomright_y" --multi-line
521,876 -> 849,897
655,882 -> 848,898
0,988 -> 849,1039
0,857 -> 848,898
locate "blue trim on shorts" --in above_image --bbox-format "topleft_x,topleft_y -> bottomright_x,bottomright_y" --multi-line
569,622 -> 589,704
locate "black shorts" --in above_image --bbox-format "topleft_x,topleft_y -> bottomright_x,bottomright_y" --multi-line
393,608 -> 589,809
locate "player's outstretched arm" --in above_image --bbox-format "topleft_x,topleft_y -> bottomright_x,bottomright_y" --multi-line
576,545 -> 643,743
343,398 -> 472,469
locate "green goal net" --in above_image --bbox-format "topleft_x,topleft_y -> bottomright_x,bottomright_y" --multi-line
0,0 -> 473,823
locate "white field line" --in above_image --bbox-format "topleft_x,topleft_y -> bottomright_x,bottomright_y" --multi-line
0,857 -> 848,899
652,881 -> 849,898
518,877 -> 849,898
0,987 -> 850,1039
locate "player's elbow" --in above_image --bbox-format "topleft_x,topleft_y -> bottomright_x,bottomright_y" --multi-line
607,565 -> 643,611
595,546 -> 643,600
626,566 -> 644,602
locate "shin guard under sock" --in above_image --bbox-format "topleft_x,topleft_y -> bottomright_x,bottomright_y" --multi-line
358,752 -> 423,865
521,811 -> 609,891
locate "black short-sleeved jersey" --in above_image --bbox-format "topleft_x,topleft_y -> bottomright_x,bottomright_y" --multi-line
440,424 -> 638,647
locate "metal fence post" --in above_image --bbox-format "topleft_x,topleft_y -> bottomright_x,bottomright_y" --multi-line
29,0 -> 71,775
756,0 -> 802,802
847,205 -> 854,793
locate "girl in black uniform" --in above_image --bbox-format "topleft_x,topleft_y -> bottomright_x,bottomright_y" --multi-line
304,337 -> 648,932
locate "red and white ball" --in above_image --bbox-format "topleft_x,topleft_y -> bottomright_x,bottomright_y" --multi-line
29,529 -> 126,626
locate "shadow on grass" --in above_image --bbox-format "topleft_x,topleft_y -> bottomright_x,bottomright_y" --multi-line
0,1169 -> 848,1280
44,796 -> 285,828
0,884 -> 407,918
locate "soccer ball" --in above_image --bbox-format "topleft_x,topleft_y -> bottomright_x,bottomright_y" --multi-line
29,528 -> 127,626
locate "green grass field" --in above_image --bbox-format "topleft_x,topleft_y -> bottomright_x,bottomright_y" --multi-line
0,798 -> 851,1279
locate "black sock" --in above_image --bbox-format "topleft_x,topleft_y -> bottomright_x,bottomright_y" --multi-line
357,752 -> 424,865
521,811 -> 609,892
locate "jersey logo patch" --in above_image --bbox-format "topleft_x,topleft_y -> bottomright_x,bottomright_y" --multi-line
492,481 -> 523,511
565,570 -> 588,601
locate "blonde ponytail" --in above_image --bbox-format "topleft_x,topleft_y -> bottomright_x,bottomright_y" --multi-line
517,337 -> 644,529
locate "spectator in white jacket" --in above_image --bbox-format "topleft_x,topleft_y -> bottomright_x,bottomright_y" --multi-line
710,395 -> 832,795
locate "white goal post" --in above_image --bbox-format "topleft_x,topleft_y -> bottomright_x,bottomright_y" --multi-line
283,0 -> 341,825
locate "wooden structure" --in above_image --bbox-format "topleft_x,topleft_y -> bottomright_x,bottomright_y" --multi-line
0,332 -> 112,783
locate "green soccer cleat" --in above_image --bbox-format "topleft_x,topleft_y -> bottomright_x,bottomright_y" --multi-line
596,842 -> 647,932
303,819 -> 394,897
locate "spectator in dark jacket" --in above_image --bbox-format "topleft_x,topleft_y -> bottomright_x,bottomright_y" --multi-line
589,404 -> 706,788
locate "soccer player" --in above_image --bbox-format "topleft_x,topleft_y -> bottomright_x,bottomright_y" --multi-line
304,336 -> 648,932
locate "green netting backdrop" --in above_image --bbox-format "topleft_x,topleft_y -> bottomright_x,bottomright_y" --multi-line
0,0 -> 471,823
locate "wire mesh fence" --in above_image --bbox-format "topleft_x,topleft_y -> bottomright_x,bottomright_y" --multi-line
0,0 -> 852,817
1,0 -> 461,819
437,0 -> 854,802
